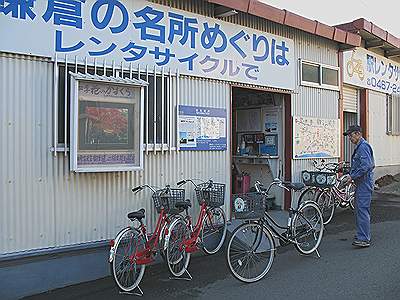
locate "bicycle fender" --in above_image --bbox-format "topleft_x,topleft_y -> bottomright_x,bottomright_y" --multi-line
109,227 -> 131,263
163,218 -> 186,251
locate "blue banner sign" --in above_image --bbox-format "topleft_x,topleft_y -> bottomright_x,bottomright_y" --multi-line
178,105 -> 227,151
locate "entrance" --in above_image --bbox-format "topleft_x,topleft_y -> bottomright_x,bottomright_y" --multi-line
231,87 -> 286,210
342,85 -> 360,161
343,112 -> 357,161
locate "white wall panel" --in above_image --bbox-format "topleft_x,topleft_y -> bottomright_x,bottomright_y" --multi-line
369,90 -> 400,167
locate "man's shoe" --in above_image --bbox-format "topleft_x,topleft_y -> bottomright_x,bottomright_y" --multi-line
352,239 -> 370,248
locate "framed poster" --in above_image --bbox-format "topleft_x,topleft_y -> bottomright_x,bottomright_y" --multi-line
178,105 -> 227,151
70,73 -> 147,172
293,116 -> 340,159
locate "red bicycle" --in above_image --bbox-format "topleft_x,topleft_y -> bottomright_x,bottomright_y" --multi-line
165,179 -> 227,277
109,184 -> 190,295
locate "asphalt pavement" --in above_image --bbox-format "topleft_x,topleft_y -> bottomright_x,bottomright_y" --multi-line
25,193 -> 400,300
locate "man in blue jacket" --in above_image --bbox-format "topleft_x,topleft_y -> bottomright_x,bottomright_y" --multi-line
343,125 -> 375,248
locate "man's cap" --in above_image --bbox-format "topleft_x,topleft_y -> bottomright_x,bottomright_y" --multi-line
343,125 -> 362,136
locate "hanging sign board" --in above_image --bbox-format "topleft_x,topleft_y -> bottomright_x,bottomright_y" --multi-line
343,47 -> 400,95
0,0 -> 295,90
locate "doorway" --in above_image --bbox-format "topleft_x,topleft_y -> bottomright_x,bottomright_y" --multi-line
231,87 -> 287,209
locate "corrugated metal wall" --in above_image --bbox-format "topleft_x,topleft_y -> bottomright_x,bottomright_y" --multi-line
291,35 -> 339,196
152,0 -> 341,190
0,54 -> 55,254
2,0 -> 343,254
0,53 -> 230,255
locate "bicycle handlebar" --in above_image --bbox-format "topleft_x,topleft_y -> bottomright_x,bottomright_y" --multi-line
131,184 -> 158,194
176,180 -> 186,186
177,178 -> 213,189
312,160 -> 350,172
132,186 -> 143,193
255,178 -> 290,195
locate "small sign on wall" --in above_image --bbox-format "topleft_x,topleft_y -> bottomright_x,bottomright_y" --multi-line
178,105 -> 227,151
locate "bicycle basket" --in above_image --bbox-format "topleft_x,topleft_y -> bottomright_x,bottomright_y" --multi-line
195,182 -> 225,207
302,171 -> 337,188
152,188 -> 185,214
232,192 -> 266,219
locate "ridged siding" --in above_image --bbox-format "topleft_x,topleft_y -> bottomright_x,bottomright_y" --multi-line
343,85 -> 359,113
0,54 -> 55,254
2,0 -> 343,253
151,0 -> 341,187
0,53 -> 230,254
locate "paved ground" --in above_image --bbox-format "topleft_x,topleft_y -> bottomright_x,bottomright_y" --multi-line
25,193 -> 400,300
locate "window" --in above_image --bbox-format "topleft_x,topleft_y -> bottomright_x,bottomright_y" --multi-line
300,60 -> 339,90
56,61 -> 177,154
302,63 -> 319,84
322,67 -> 339,86
387,94 -> 400,135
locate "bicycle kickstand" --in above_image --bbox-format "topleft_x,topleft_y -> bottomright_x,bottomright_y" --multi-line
315,248 -> 321,258
119,285 -> 144,297
298,248 -> 321,259
169,269 -> 193,281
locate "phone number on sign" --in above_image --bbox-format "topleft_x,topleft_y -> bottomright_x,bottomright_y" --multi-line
367,77 -> 400,94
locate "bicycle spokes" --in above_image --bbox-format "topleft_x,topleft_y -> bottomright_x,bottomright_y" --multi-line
227,223 -> 275,283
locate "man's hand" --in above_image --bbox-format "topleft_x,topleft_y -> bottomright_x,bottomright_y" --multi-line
342,174 -> 352,184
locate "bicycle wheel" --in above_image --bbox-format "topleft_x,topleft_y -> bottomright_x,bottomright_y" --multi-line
297,187 -> 320,208
227,222 -> 275,283
348,183 -> 356,210
110,227 -> 146,292
165,218 -> 191,277
292,201 -> 324,255
316,190 -> 335,225
201,207 -> 227,255
159,215 -> 182,263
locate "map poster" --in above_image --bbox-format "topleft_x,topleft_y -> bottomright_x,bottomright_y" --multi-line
293,116 -> 340,159
178,105 -> 227,151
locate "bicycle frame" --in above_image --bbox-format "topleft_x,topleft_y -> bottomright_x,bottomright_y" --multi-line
255,180 -> 317,244
132,207 -> 170,265
177,179 -> 219,253
324,184 -> 353,206
182,201 -> 215,253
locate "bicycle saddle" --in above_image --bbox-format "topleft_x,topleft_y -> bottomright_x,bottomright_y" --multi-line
128,208 -> 145,221
175,199 -> 191,210
282,181 -> 305,191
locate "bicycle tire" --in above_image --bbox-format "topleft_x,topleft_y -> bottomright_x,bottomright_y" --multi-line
297,187 -> 320,209
159,215 -> 183,263
292,201 -> 324,255
165,218 -> 191,277
316,190 -> 335,225
201,207 -> 227,255
109,227 -> 146,292
227,222 -> 275,283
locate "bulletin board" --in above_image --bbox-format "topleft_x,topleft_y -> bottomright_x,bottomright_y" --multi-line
293,116 -> 340,159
